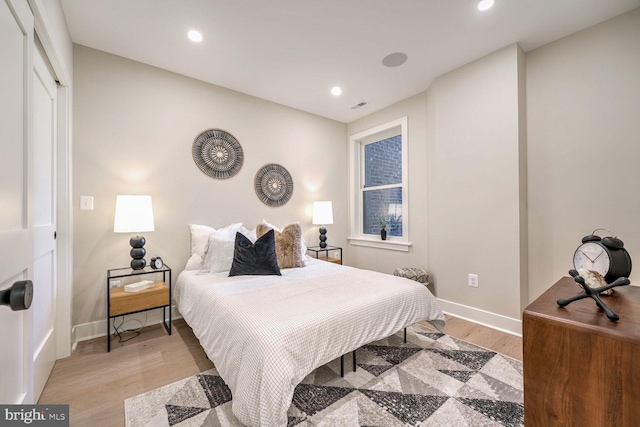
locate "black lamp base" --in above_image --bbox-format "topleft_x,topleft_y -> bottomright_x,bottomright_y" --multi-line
318,226 -> 328,249
130,234 -> 147,270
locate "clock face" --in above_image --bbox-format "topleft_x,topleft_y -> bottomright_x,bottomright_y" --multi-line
153,258 -> 163,268
573,242 -> 610,276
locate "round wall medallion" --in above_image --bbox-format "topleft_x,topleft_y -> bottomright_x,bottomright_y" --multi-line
254,164 -> 294,207
192,129 -> 244,179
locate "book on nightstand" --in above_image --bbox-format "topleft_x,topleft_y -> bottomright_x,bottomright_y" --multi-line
124,280 -> 154,292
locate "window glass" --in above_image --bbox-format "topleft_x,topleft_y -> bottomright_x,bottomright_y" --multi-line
364,135 -> 402,187
363,188 -> 403,237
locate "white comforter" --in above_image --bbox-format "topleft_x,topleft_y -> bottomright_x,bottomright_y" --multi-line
175,259 -> 445,427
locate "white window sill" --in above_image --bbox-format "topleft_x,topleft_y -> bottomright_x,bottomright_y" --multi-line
348,236 -> 412,252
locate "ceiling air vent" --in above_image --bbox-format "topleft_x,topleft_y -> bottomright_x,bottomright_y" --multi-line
351,101 -> 367,110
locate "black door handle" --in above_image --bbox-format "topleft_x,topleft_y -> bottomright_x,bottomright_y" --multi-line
0,280 -> 33,311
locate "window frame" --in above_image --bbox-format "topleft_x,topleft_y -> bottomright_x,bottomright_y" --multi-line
348,116 -> 411,251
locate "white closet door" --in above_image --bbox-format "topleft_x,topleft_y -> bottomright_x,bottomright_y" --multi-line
0,0 -> 35,404
32,38 -> 58,402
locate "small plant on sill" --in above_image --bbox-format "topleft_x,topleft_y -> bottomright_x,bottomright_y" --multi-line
377,215 -> 388,240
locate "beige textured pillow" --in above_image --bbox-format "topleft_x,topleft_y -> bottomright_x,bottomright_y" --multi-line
256,223 -> 304,269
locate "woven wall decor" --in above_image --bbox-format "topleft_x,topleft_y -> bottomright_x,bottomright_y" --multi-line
254,163 -> 294,207
192,129 -> 244,179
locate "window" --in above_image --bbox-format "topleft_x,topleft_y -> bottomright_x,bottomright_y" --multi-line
348,117 -> 410,251
363,136 -> 403,236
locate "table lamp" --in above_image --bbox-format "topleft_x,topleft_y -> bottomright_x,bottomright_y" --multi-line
114,195 -> 155,270
312,201 -> 333,249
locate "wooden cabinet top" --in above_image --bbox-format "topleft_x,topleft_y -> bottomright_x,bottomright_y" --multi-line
524,276 -> 640,346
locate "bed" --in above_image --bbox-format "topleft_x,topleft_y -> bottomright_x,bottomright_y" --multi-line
175,256 -> 445,427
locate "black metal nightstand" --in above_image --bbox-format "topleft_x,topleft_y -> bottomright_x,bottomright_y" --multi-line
106,264 -> 172,352
306,246 -> 342,265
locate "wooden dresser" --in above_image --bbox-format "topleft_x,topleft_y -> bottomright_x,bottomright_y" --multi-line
523,277 -> 640,426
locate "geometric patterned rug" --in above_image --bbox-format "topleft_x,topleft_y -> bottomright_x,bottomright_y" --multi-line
124,323 -> 523,427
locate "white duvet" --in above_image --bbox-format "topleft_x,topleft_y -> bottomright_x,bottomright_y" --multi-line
175,259 -> 445,427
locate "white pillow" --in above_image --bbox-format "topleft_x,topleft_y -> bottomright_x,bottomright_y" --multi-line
189,224 -> 216,257
261,219 -> 307,260
190,223 -> 242,271
216,222 -> 243,239
184,253 -> 203,271
200,223 -> 243,272
300,236 -> 308,260
239,225 -> 257,243
208,234 -> 236,273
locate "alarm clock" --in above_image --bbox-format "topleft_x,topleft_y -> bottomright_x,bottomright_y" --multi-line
573,229 -> 632,283
150,256 -> 164,269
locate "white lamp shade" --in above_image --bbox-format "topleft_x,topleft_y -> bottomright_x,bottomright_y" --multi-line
113,195 -> 155,233
312,201 -> 334,225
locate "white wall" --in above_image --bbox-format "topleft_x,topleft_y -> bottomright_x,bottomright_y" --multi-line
347,92 -> 430,279
72,46 -> 347,328
71,7 -> 640,336
426,44 -> 527,327
347,45 -> 527,333
347,8 -> 640,334
527,8 -> 640,301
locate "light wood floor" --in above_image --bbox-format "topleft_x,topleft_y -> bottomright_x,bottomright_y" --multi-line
39,315 -> 522,426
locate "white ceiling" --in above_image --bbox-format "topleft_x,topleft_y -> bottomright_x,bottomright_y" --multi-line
60,0 -> 640,123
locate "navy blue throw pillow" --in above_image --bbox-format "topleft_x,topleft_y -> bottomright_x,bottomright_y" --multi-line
229,229 -> 282,277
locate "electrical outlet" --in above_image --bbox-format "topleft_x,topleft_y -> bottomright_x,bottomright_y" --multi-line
110,280 -> 121,289
333,251 -> 340,259
468,274 -> 479,288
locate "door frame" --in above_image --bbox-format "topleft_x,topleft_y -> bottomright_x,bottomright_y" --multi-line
29,0 -> 73,359
55,84 -> 72,357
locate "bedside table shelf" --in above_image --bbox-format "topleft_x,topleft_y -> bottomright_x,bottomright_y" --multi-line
307,246 -> 342,265
107,265 -> 172,352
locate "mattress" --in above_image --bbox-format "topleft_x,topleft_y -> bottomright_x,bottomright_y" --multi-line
175,258 -> 445,426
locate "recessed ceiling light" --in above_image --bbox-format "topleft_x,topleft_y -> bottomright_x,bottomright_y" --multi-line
188,30 -> 203,43
477,0 -> 494,11
382,52 -> 408,68
331,86 -> 342,96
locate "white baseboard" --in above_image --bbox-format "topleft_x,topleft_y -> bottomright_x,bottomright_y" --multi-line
436,298 -> 522,337
73,301 -> 520,350
73,306 -> 183,348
